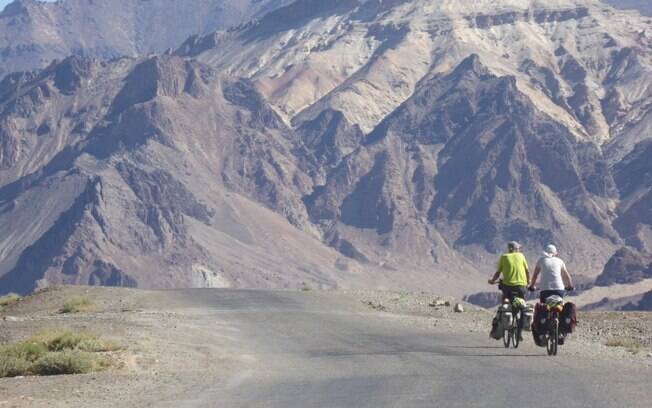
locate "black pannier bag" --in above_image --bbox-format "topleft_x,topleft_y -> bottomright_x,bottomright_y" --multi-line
531,303 -> 548,347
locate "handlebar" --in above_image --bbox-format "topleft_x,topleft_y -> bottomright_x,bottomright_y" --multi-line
528,286 -> 575,292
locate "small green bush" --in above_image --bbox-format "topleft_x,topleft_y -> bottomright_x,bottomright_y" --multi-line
0,342 -> 47,362
0,331 -> 119,377
31,350 -> 106,376
0,355 -> 31,378
0,293 -> 21,311
59,296 -> 94,314
605,336 -> 643,354
34,331 -> 119,353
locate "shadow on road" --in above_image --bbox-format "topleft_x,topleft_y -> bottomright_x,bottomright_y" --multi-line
447,345 -> 505,349
308,349 -> 549,358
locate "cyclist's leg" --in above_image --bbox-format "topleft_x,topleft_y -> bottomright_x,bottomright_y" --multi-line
501,287 -> 514,303
515,286 -> 527,332
515,286 -> 527,299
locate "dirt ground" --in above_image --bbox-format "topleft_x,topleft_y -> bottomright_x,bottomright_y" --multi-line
0,286 -> 651,407
350,290 -> 652,359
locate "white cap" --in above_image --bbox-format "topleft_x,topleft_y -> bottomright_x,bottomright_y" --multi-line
544,244 -> 558,257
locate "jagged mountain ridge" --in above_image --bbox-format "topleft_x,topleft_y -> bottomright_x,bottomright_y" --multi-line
0,0 -> 293,77
1,0 -> 651,297
185,0 -> 651,145
0,54 -> 407,295
182,0 -> 652,269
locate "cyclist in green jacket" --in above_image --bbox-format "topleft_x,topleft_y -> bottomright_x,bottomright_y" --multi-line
488,241 -> 530,301
488,241 -> 530,339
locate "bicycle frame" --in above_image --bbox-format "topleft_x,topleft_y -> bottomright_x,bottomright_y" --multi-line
545,304 -> 563,356
502,299 -> 525,349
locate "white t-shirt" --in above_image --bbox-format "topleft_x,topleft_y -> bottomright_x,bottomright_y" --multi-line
536,256 -> 567,291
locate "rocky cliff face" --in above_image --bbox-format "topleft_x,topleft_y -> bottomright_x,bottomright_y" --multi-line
0,0 -> 292,77
0,0 -> 651,297
297,55 -> 618,278
186,0 -> 652,273
0,54 -> 391,295
612,140 -> 652,253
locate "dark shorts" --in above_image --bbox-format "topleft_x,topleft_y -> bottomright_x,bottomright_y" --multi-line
540,290 -> 565,303
500,284 -> 527,303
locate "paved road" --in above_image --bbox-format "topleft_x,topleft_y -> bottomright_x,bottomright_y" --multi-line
157,290 -> 651,408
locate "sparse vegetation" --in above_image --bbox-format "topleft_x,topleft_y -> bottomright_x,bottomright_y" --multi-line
0,331 -> 118,377
59,296 -> 94,314
30,331 -> 120,353
0,293 -> 21,311
31,350 -> 109,376
605,336 -> 643,354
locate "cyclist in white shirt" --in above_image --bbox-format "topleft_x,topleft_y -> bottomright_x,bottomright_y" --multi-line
529,244 -> 574,302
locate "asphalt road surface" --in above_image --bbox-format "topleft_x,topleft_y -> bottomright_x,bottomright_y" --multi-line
155,289 -> 651,408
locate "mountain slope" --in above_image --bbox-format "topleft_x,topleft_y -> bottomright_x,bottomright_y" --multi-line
300,54 -> 618,276
612,140 -> 652,252
0,0 -> 292,77
0,55 -> 397,295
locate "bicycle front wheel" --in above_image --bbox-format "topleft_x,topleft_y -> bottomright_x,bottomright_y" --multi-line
547,321 -> 558,356
513,312 -> 522,349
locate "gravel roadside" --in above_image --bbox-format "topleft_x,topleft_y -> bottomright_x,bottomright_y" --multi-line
348,290 -> 652,362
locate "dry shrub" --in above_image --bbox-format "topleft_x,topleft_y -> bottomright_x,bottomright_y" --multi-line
605,336 -> 643,354
0,293 -> 21,311
0,331 -> 119,377
59,296 -> 94,314
31,350 -> 109,376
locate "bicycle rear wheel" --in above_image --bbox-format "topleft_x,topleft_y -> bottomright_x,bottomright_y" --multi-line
546,321 -> 558,356
513,312 -> 522,349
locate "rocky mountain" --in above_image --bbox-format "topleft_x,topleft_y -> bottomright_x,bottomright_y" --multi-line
183,0 -> 652,269
612,140 -> 652,252
621,290 -> 652,310
581,289 -> 652,311
595,247 -> 652,286
0,0 -> 292,77
1,0 -> 651,298
0,54 -> 401,294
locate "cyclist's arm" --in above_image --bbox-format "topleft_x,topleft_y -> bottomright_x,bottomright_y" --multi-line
530,265 -> 540,288
489,269 -> 501,284
561,264 -> 573,288
489,257 -> 502,284
521,255 -> 530,286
